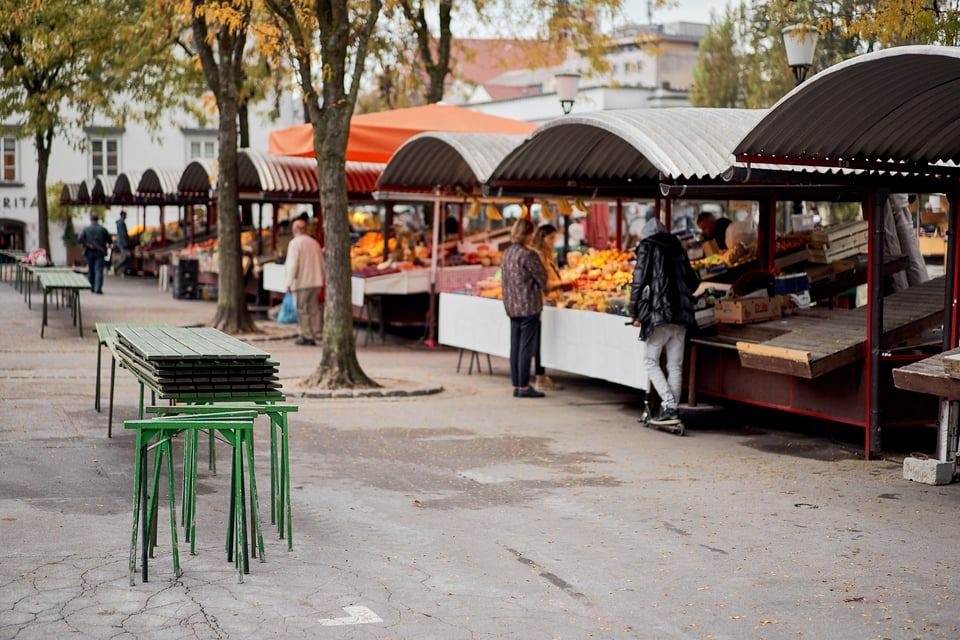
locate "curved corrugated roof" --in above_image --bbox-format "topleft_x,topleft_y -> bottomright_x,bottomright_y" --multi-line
138,168 -> 182,199
178,159 -> 217,197
238,149 -> 384,198
736,46 -> 960,167
59,182 -> 91,205
90,175 -> 118,203
489,108 -> 767,186
113,172 -> 142,200
378,132 -> 529,192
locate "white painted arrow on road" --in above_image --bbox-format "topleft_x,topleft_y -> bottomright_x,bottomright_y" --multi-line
318,605 -> 383,626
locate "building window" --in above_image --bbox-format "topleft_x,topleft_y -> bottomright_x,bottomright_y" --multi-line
90,137 -> 119,179
1,137 -> 16,182
189,138 -> 217,161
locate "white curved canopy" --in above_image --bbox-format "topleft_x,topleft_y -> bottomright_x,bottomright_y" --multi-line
489,108 -> 767,187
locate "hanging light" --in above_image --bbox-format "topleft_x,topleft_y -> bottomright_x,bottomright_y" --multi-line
554,71 -> 581,115
782,25 -> 818,86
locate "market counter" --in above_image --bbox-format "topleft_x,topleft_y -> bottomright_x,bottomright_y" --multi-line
438,293 -> 648,389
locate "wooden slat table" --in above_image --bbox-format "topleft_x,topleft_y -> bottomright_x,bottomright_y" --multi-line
893,348 -> 960,463
94,324 -> 164,432
715,276 -> 946,379
37,269 -> 91,338
0,249 -> 26,283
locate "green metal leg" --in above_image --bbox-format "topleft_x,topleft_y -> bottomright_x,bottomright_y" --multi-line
108,357 -> 116,438
95,343 -> 102,412
163,439 -> 181,577
245,432 -> 265,562
234,429 -> 246,584
281,413 -> 292,551
129,438 -> 146,586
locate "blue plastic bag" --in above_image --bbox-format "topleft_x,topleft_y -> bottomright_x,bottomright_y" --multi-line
277,291 -> 297,324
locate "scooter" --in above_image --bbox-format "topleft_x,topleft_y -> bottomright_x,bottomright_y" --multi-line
637,379 -> 685,436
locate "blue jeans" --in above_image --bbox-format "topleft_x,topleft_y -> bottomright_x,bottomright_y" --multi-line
86,251 -> 105,293
509,314 -> 539,388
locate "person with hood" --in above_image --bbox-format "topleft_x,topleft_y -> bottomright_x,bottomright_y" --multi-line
629,217 -> 701,425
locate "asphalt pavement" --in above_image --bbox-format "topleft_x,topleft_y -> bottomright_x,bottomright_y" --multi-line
1,271 -> 959,640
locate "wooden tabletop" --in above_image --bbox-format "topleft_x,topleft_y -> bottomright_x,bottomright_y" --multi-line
697,276 -> 946,379
37,270 -> 92,290
115,326 -> 270,361
892,347 -> 960,398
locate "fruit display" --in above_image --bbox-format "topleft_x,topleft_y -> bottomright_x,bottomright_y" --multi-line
561,248 -> 635,296
451,247 -> 636,315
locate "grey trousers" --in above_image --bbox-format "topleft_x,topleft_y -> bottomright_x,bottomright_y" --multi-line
294,286 -> 322,341
643,323 -> 686,410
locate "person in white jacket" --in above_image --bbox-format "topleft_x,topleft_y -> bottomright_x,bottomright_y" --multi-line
285,219 -> 326,345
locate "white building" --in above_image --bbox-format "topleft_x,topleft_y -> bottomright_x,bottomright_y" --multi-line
1,96 -> 300,265
458,22 -> 707,123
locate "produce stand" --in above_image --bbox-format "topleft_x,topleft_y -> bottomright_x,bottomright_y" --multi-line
438,292 -> 649,389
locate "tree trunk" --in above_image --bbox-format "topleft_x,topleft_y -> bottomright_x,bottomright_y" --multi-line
210,63 -> 257,334
302,102 -> 376,389
34,128 -> 53,253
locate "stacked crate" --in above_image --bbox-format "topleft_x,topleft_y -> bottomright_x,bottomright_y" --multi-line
172,258 -> 199,299
806,220 -> 868,263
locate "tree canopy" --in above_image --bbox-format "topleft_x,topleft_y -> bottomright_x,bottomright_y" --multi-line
0,0 -> 186,251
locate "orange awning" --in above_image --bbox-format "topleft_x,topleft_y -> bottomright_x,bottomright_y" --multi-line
269,103 -> 538,163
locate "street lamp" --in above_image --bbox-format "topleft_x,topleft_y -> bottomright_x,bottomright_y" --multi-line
555,71 -> 581,115
782,25 -> 818,86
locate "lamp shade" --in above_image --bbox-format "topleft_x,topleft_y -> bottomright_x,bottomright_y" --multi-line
555,71 -> 581,104
782,25 -> 817,68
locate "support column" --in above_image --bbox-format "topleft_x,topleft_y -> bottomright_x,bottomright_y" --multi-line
866,189 -> 889,459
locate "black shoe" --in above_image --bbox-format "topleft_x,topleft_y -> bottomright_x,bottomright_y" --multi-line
513,388 -> 519,397
516,387 -> 545,398
294,337 -> 316,346
650,407 -> 680,425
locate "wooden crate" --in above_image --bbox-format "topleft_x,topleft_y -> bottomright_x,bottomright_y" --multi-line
810,220 -> 868,244
807,244 -> 864,264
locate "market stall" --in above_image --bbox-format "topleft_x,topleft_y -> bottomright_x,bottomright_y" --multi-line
458,99 -> 949,458
722,45 -> 960,459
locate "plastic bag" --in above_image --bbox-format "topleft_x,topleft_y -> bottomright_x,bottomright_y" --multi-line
277,291 -> 298,324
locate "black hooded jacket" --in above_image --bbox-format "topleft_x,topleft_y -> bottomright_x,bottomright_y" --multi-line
628,231 -> 701,341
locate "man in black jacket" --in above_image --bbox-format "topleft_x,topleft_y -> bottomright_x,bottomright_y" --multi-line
629,218 -> 700,425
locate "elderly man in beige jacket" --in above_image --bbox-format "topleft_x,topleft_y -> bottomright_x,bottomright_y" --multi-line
285,219 -> 326,345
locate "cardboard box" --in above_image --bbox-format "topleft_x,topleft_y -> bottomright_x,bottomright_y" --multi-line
714,296 -> 782,324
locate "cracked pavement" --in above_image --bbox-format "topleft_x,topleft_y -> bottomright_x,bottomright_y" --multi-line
2,274 -> 960,639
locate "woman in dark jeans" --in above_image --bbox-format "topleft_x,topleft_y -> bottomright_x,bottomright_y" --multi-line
500,218 -> 547,398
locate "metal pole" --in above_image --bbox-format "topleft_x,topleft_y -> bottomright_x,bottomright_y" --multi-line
615,199 -> 623,251
945,181 -> 960,351
867,189 -> 888,459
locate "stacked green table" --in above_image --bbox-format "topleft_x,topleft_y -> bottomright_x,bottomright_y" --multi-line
110,326 -> 295,553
